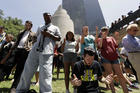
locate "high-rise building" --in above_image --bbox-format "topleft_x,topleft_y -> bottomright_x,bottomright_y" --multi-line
62,0 -> 106,34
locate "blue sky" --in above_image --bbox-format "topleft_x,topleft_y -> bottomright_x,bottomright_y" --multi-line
0,0 -> 140,32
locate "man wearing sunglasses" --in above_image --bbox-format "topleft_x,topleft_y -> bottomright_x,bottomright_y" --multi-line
16,13 -> 61,93
122,24 -> 140,82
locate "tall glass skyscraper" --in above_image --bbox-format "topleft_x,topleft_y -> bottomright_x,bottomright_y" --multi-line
62,0 -> 106,34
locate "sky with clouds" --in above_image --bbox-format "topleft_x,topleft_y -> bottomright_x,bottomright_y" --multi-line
0,0 -> 140,32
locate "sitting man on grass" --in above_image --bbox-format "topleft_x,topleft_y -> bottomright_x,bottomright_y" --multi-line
71,47 -> 113,93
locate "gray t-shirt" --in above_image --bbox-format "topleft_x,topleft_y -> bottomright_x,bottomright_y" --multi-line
33,23 -> 61,55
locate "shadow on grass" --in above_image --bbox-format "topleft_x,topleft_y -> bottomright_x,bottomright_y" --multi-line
52,77 -> 64,81
0,88 -> 10,92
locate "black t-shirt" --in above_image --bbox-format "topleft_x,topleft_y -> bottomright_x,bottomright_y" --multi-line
0,42 -> 13,61
72,60 -> 102,93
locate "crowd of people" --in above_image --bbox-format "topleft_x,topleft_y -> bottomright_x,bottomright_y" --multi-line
0,12 -> 140,93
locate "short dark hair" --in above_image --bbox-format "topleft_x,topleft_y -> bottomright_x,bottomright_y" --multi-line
43,12 -> 51,16
66,31 -> 75,41
84,47 -> 96,56
25,20 -> 33,27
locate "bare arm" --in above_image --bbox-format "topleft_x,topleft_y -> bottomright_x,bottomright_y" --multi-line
99,74 -> 114,85
120,54 -> 127,61
71,74 -> 82,87
80,35 -> 85,44
49,34 -> 61,41
75,39 -> 80,52
94,26 -> 99,44
98,38 -> 103,49
61,39 -> 66,53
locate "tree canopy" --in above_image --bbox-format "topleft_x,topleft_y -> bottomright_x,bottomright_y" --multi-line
0,9 -> 24,40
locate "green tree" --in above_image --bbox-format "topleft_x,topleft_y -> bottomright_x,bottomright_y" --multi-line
0,9 -> 4,19
0,9 -> 24,40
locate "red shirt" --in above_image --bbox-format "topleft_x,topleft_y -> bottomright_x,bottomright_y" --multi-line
98,37 -> 118,61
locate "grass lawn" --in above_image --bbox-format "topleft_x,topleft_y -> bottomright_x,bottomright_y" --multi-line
0,68 -> 140,93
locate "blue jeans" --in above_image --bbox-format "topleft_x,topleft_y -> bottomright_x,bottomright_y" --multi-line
16,48 -> 53,93
101,57 -> 120,64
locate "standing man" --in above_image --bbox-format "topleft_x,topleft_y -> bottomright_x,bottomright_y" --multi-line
10,20 -> 36,93
122,23 -> 140,82
16,13 -> 61,93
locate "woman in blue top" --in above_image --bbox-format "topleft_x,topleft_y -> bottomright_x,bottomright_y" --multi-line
80,26 -> 98,56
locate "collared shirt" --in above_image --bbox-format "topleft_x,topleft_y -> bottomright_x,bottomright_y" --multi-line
120,47 -> 128,56
33,23 -> 61,55
122,34 -> 140,53
17,31 -> 30,48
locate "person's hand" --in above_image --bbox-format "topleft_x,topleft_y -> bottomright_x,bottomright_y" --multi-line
63,38 -> 66,44
41,31 -> 51,37
96,26 -> 99,36
105,74 -> 114,85
54,53 -> 58,57
82,31 -> 86,37
71,74 -> 82,86
77,38 -> 80,44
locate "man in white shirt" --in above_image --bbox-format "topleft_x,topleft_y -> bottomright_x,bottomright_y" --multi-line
16,13 -> 61,93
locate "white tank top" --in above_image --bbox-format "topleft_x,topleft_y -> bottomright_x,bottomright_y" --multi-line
64,40 -> 77,53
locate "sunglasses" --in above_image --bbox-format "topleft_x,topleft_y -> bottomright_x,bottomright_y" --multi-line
133,30 -> 138,32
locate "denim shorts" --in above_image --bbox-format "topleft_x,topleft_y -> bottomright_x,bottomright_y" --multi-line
63,52 -> 77,62
101,57 -> 120,64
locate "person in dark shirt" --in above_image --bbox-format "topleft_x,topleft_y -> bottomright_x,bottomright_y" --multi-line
71,47 -> 113,93
0,34 -> 14,81
0,34 -> 14,63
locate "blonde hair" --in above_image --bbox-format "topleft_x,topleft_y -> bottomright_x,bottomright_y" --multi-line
126,24 -> 138,32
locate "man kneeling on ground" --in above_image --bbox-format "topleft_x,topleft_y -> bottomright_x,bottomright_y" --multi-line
71,47 -> 113,93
